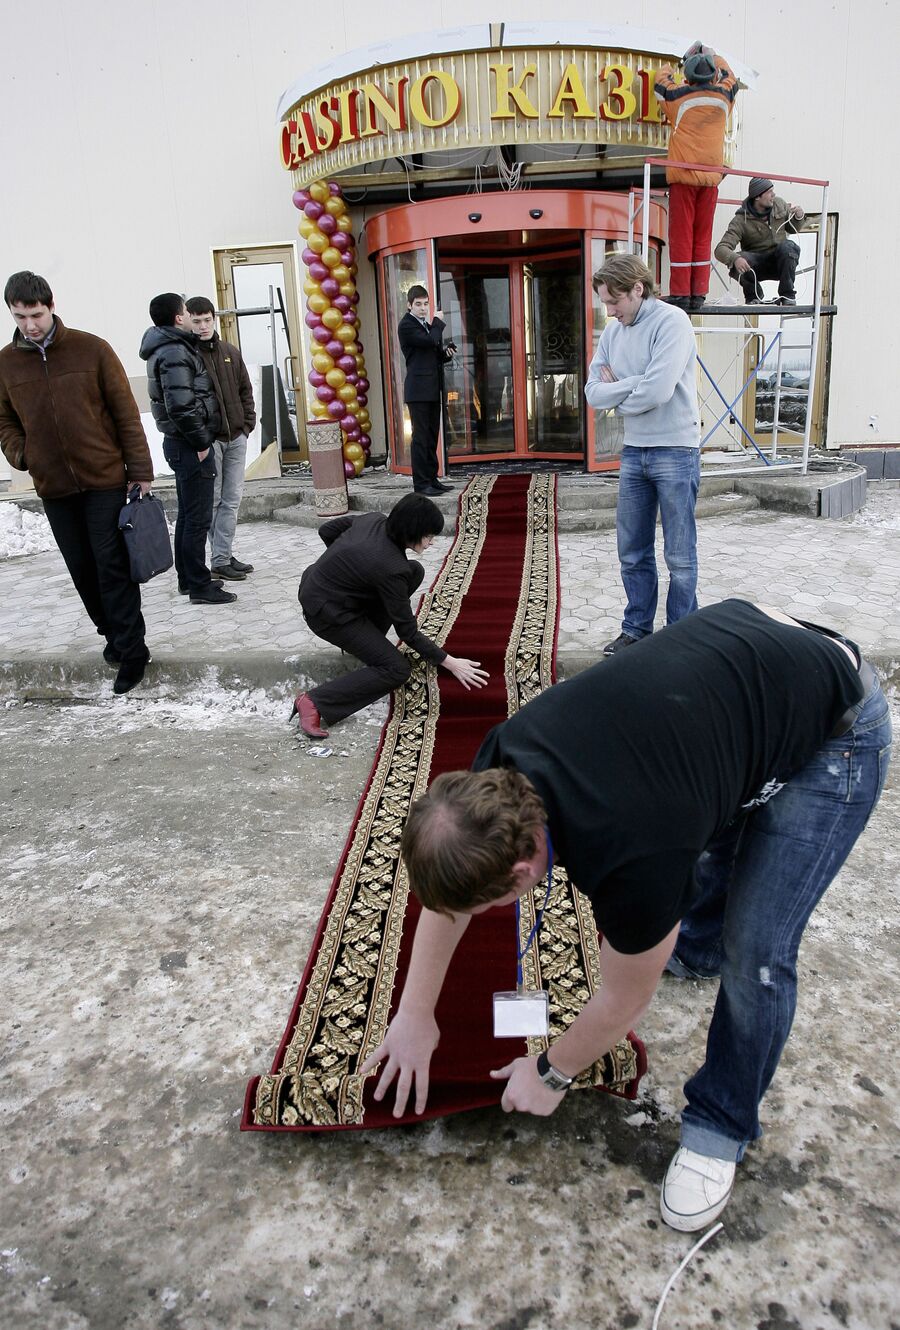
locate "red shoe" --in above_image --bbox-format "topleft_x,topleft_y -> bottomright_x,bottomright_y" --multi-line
290,692 -> 329,738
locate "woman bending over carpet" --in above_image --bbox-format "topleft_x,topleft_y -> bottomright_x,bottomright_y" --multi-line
292,493 -> 488,737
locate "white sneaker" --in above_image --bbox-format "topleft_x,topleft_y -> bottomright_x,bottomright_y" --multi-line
660,1147 -> 736,1231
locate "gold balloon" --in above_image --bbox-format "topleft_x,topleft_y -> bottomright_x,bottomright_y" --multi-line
309,181 -> 330,204
325,196 -> 347,217
298,216 -> 315,238
338,384 -> 358,403
338,281 -> 356,297
349,262 -> 359,277
311,399 -> 329,417
312,351 -> 335,374
353,456 -> 365,476
335,213 -> 353,231
335,324 -> 356,344
355,354 -> 365,369
325,368 -> 346,389
303,277 -> 322,296
331,264 -> 350,285
321,307 -> 343,331
307,292 -> 329,315
341,341 -> 358,356
343,443 -> 364,463
321,247 -> 342,269
307,232 -> 328,255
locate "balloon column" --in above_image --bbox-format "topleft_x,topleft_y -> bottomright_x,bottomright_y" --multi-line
293,181 -> 372,479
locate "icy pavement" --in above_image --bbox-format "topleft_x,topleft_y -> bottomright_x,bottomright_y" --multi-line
1,686 -> 897,1330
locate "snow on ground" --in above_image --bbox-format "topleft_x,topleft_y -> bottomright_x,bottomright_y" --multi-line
0,503 -> 55,558
4,675 -> 390,737
842,484 -> 900,530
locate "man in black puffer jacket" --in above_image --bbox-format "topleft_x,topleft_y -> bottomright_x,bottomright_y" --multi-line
139,294 -> 234,604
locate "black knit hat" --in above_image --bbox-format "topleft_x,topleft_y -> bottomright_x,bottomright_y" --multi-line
748,177 -> 774,199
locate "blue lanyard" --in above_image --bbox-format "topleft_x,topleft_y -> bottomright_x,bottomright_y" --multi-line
516,828 -> 554,992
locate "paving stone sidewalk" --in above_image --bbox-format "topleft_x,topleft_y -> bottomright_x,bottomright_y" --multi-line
0,486 -> 897,691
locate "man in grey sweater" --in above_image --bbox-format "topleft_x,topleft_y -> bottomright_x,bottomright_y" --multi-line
585,255 -> 701,655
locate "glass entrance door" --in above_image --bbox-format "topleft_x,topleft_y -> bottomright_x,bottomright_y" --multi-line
439,252 -> 583,462
213,243 -> 307,462
524,256 -> 584,452
441,265 -> 515,456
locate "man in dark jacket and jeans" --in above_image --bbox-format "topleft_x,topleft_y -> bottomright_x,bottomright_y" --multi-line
185,296 -> 256,582
139,294 -> 234,605
0,270 -> 154,694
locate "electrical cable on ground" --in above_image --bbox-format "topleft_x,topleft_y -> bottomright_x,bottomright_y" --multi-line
651,1222 -> 724,1330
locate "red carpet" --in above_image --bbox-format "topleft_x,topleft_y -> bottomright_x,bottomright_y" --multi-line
243,475 -> 645,1132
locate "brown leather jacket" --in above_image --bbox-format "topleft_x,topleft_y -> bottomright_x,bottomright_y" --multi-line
196,333 -> 256,443
0,318 -> 153,499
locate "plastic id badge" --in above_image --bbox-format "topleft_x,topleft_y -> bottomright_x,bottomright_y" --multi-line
493,990 -> 550,1038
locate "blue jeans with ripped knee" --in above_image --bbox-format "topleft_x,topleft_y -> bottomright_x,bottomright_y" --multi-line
676,677 -> 892,1162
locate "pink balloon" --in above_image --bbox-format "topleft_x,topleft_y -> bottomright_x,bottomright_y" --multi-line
327,400 -> 347,420
344,460 -> 356,478
350,292 -> 360,305
292,190 -> 310,209
312,325 -> 332,345
329,182 -> 343,197
359,434 -> 371,448
357,377 -> 370,393
339,415 -> 353,432
321,277 -> 341,299
304,200 -> 324,221
301,248 -> 318,267
331,232 -> 350,252
308,261 -> 329,282
346,372 -> 359,385
356,392 -> 367,407
325,339 -> 344,359
316,385 -> 336,403
342,311 -> 356,325
305,312 -> 323,330
309,370 -> 326,387
318,214 -> 337,235
333,295 -> 351,314
337,354 -> 356,373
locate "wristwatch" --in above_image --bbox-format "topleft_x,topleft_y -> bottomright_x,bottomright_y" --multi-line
536,1050 -> 574,1092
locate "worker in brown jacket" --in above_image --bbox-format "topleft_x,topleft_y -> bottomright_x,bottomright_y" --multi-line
714,180 -> 809,306
0,270 -> 154,694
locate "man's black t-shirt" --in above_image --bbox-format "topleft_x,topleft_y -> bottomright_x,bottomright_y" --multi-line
472,600 -> 863,955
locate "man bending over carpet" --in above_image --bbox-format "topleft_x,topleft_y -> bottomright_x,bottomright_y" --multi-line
361,600 -> 891,1232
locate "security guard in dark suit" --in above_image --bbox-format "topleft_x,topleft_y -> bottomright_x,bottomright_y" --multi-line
398,285 -> 455,496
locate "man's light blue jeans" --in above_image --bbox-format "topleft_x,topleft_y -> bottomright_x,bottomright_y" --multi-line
616,445 -> 700,639
209,434 -> 247,567
675,676 -> 892,1162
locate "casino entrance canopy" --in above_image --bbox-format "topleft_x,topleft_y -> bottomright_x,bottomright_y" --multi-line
277,22 -> 757,197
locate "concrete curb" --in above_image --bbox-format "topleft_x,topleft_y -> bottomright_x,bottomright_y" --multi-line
3,647 -> 898,698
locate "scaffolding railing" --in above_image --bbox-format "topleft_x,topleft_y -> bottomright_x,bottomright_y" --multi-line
637,159 -> 832,477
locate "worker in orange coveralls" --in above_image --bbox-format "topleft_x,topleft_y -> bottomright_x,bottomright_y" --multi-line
655,42 -> 743,313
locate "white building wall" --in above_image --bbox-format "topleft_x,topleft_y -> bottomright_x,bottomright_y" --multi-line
0,0 -> 895,454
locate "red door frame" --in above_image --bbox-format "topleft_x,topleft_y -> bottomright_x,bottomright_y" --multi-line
367,191 -> 666,474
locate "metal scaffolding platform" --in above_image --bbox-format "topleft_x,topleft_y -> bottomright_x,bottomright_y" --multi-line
631,160 -> 833,478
